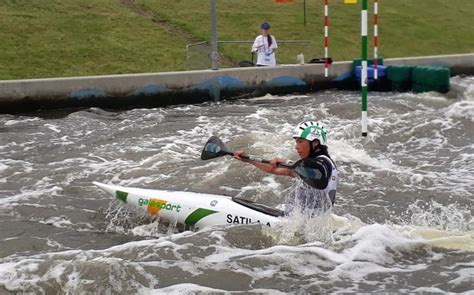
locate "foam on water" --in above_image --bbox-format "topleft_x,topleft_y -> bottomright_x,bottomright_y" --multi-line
445,100 -> 474,121
0,217 -> 472,293
0,77 -> 473,293
0,185 -> 63,208
403,199 -> 473,231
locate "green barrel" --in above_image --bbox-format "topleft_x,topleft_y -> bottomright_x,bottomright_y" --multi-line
412,66 -> 450,93
387,65 -> 412,92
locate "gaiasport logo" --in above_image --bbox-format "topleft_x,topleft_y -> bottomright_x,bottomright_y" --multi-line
138,198 -> 182,212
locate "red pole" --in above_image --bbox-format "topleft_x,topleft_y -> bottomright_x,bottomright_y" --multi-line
374,0 -> 379,79
324,0 -> 329,77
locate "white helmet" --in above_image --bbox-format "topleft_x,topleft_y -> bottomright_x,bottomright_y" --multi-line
292,121 -> 328,144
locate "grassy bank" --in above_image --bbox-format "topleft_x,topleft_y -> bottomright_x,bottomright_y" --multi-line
0,0 -> 188,79
0,0 -> 473,80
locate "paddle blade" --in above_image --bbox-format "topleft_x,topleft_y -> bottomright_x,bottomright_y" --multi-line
201,136 -> 232,160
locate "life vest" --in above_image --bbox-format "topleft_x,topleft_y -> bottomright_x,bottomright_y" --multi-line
285,154 -> 338,215
317,154 -> 338,204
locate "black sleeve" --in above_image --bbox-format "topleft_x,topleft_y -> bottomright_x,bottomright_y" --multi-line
295,157 -> 332,189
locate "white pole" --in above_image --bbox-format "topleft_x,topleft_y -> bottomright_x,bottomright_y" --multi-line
324,0 -> 329,77
374,0 -> 379,79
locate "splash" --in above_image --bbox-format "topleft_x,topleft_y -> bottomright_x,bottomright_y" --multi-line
265,210 -> 335,245
102,200 -> 192,237
267,179 -> 337,244
404,199 -> 473,232
444,100 -> 474,121
103,201 -> 161,236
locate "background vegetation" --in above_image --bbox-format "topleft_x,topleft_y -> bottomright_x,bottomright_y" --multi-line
0,0 -> 473,79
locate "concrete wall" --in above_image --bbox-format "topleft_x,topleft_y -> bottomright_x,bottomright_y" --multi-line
0,53 -> 473,113
384,54 -> 474,75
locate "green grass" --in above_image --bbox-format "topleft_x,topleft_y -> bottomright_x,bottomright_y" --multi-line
0,0 -> 473,79
0,0 -> 187,79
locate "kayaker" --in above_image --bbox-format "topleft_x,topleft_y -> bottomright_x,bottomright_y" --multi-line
251,22 -> 278,66
234,121 -> 337,215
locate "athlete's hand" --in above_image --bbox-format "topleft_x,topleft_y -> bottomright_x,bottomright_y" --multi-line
253,44 -> 264,52
233,150 -> 246,161
270,157 -> 286,168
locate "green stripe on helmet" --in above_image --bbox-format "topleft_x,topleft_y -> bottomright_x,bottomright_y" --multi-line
185,208 -> 218,226
301,126 -> 326,142
300,127 -> 313,139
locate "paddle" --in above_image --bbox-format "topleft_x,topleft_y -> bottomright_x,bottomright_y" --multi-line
201,136 -> 322,188
309,57 -> 333,64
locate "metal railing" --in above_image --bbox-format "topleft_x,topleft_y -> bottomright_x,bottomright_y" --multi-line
185,40 -> 313,70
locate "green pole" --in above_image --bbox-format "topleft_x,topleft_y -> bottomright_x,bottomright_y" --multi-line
361,0 -> 368,137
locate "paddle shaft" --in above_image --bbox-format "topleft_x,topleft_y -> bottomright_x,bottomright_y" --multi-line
201,136 -> 319,188
230,152 -> 293,169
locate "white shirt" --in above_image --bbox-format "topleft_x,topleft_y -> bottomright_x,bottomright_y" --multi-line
252,35 -> 278,66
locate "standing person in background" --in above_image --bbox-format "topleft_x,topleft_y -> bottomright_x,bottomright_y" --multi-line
252,22 -> 278,66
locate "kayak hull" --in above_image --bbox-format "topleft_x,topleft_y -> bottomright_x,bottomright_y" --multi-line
93,182 -> 284,229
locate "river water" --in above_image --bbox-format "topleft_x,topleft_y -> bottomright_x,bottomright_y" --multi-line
0,76 -> 473,293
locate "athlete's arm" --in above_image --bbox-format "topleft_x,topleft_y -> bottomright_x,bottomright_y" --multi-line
271,36 -> 278,50
234,151 -> 295,177
300,157 -> 332,189
251,36 -> 263,52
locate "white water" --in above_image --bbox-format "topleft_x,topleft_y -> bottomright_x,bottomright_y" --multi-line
0,76 -> 473,293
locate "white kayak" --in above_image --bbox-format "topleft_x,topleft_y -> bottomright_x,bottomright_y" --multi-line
94,182 -> 284,229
